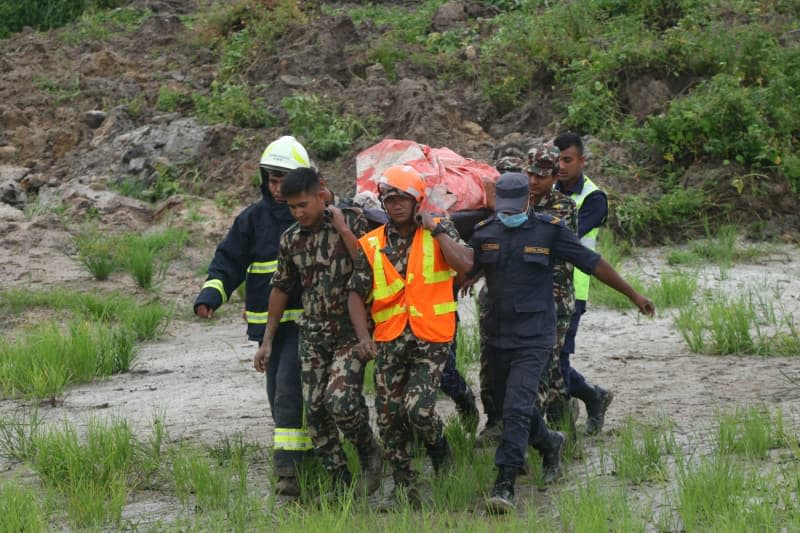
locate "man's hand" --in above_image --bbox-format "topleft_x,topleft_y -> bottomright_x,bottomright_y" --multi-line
326,205 -> 347,232
195,304 -> 214,319
633,294 -> 655,316
482,176 -> 496,210
254,342 -> 272,373
353,337 -> 377,362
419,211 -> 438,232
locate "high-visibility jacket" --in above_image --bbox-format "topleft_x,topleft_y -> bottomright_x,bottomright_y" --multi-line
566,175 -> 603,301
194,192 -> 303,342
358,225 -> 457,343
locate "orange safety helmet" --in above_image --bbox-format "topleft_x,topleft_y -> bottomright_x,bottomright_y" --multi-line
377,165 -> 426,202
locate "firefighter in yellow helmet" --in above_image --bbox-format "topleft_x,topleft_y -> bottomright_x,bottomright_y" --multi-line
348,165 -> 474,508
194,136 -> 310,497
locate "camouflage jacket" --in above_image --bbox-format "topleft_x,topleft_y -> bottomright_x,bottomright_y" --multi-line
272,209 -> 369,325
533,189 -> 577,318
348,219 -> 461,298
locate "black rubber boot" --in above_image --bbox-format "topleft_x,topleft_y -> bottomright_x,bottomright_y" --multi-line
455,388 -> 479,429
540,430 -> 566,484
485,466 -> 517,514
573,383 -> 614,435
426,435 -> 453,474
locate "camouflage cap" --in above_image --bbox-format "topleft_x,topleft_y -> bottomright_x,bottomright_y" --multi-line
526,143 -> 560,176
494,156 -> 525,173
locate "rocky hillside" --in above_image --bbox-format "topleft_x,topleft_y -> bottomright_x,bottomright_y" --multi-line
1,0 -> 799,244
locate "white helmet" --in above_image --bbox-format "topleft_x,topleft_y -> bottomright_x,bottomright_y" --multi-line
259,136 -> 310,173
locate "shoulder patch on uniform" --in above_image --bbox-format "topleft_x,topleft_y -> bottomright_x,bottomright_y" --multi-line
524,246 -> 549,255
549,216 -> 561,224
475,218 -> 492,229
482,243 -> 500,251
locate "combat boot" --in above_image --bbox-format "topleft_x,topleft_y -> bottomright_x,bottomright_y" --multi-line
485,466 -> 517,514
275,475 -> 300,497
377,468 -> 423,511
574,383 -> 614,435
426,435 -> 453,474
455,388 -> 479,429
541,430 -> 566,484
475,420 -> 503,448
357,437 -> 384,495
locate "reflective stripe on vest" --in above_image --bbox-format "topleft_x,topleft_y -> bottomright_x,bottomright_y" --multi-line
568,175 -> 601,301
247,260 -> 278,275
202,279 -> 227,304
358,225 -> 456,343
274,427 -> 313,451
245,308 -> 303,324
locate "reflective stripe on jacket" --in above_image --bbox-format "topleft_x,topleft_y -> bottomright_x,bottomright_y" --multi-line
358,225 -> 457,343
568,175 -> 601,301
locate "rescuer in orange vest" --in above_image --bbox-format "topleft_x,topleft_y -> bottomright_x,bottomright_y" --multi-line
347,165 -> 474,508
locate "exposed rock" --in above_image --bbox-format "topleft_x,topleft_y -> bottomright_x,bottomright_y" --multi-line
626,77 -> 672,120
432,1 -> 468,32
60,183 -> 152,219
1,179 -> 27,205
0,146 -> 17,161
0,165 -> 30,183
85,110 -> 108,129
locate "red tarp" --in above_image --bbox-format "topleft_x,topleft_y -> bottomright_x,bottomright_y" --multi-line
356,139 -> 499,212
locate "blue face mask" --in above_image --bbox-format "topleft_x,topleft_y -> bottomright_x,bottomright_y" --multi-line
497,210 -> 528,228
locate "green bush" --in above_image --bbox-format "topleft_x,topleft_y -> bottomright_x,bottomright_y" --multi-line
156,86 -> 193,113
189,0 -> 306,83
612,187 -> 709,243
0,0 -> 122,38
193,82 -> 275,128
282,94 -> 375,160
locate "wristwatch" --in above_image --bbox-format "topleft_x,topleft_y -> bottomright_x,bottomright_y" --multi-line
430,222 -> 446,237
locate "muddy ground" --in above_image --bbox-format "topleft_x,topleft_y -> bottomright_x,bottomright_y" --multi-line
2,196 -> 799,526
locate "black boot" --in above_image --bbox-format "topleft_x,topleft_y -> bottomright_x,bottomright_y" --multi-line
540,430 -> 565,484
485,466 -> 517,514
455,388 -> 479,429
426,435 -> 453,474
573,383 -> 614,435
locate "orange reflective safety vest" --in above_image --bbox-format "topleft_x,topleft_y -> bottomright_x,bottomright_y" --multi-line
358,225 -> 457,343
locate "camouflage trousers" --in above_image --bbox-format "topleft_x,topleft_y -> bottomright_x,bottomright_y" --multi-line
535,314 -> 571,413
375,325 -> 449,473
298,319 -> 375,474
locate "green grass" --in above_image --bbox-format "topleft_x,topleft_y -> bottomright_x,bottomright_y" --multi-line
0,289 -> 171,398
555,477 -> 649,533
611,416 -> 674,484
281,94 -> 377,161
666,225 -> 770,268
674,288 -> 800,355
675,454 -> 780,531
716,405 -> 787,459
0,0 -> 123,38
193,82 -> 275,128
31,417 -> 135,527
59,6 -> 151,44
0,480 -> 48,533
72,226 -> 189,287
0,320 -> 136,399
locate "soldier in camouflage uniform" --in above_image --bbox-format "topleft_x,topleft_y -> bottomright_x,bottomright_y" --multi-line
526,144 -> 578,428
348,166 -> 474,507
254,167 -> 383,496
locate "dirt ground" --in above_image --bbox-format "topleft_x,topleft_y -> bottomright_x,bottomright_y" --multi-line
2,206 -> 799,526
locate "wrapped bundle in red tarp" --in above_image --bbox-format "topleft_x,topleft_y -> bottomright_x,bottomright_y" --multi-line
355,139 -> 499,213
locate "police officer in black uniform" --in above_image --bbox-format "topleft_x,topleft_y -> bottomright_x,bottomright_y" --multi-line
470,173 -> 654,513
